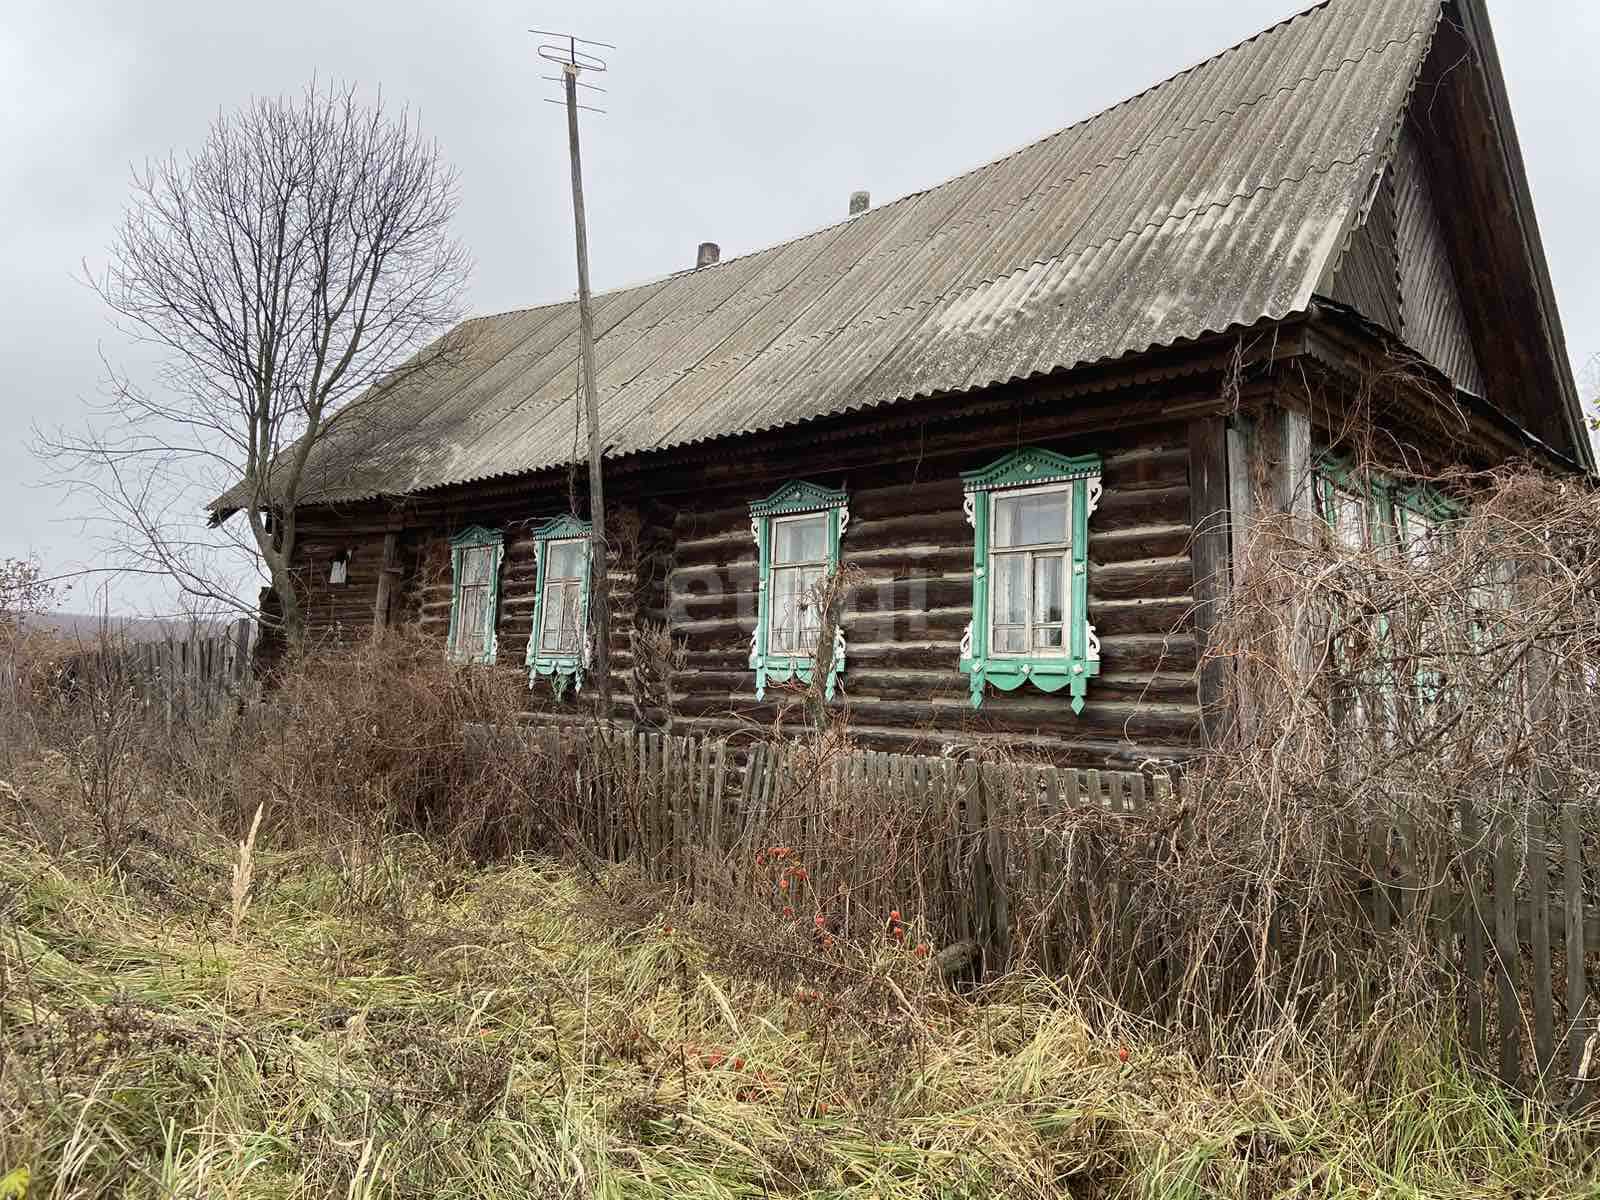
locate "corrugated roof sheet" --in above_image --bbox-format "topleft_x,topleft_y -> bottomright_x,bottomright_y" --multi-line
292,0 -> 1444,504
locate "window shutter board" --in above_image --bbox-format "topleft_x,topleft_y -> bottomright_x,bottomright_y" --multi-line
749,482 -> 847,701
959,448 -> 1103,713
446,526 -> 505,665
526,516 -> 594,695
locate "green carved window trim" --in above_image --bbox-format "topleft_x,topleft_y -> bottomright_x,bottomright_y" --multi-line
525,514 -> 593,695
749,481 -> 848,701
958,448 -> 1103,714
1314,458 -> 1464,716
446,525 -> 505,665
1313,457 -> 1461,553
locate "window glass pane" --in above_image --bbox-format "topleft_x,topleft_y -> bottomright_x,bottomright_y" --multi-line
992,553 -> 1027,627
547,539 -> 584,579
1034,626 -> 1064,650
798,568 -> 822,644
774,515 -> 828,564
994,491 -> 1068,548
558,581 -> 583,653
1401,510 -> 1438,567
769,567 -> 799,653
1033,556 -> 1064,625
1330,486 -> 1366,551
993,626 -> 1026,653
540,581 -> 565,650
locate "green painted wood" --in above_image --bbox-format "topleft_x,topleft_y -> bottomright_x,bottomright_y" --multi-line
958,448 -> 1104,712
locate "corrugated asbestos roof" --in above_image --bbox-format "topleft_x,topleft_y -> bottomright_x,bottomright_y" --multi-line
291,0 -> 1445,505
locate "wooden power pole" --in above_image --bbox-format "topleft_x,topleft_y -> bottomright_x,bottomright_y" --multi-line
539,31 -> 614,712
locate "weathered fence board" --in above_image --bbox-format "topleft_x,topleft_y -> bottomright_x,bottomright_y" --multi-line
478,722 -> 1600,1097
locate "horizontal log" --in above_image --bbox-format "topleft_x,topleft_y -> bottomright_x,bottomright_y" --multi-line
1090,558 -> 1193,602
838,607 -> 972,641
1095,485 -> 1189,528
669,714 -> 1195,767
665,692 -> 1197,742
1090,598 -> 1194,637
673,590 -> 759,623
670,562 -> 759,593
1090,524 -> 1192,565
841,544 -> 972,577
1100,445 -> 1189,491
849,477 -> 967,522
847,697 -> 1199,742
847,512 -> 971,554
846,577 -> 973,615
676,536 -> 759,570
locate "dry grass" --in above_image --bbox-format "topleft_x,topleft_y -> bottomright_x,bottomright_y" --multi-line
2,809 -> 1595,1199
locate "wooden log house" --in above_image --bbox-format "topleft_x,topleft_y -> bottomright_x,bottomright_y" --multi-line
221,0 -> 1592,768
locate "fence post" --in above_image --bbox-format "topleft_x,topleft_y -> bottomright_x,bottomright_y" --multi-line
1462,795 -> 1485,1063
1531,799 -> 1554,1082
1495,813 -> 1521,1089
1565,803 -> 1588,1100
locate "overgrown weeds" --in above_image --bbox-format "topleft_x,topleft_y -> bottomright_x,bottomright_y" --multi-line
2,815 -> 1595,1198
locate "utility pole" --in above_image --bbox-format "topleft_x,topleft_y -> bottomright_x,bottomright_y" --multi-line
537,31 -> 613,713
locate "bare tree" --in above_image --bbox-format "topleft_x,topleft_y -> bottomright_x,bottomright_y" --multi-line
0,557 -> 61,639
41,81 -> 470,650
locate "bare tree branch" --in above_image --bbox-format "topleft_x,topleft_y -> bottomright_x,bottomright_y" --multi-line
36,81 -> 471,648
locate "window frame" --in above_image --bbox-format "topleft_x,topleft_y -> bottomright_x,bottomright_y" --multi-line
447,525 -> 505,665
959,448 -> 1103,713
749,481 -> 848,701
1314,457 -> 1463,722
526,514 -> 594,693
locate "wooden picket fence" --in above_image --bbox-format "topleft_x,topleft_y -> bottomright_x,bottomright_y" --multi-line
55,621 -> 256,725
489,723 -> 1599,1097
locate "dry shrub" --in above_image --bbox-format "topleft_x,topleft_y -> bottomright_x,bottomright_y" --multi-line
232,628 -> 529,857
1115,465 -> 1600,1049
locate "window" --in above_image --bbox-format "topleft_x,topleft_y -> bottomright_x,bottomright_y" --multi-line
526,514 -> 593,692
749,481 -> 848,700
1315,461 -> 1462,723
447,526 -> 504,664
329,549 -> 351,586
959,448 -> 1102,713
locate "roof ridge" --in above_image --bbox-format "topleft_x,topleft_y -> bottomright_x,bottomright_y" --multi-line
463,142 -> 1413,447
554,19 -> 1436,364
466,0 -> 1428,327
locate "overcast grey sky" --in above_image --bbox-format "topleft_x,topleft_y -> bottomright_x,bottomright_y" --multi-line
3,0 -> 1597,613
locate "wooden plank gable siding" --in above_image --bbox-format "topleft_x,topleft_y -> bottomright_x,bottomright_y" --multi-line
1327,161 -> 1402,336
1393,122 -> 1489,398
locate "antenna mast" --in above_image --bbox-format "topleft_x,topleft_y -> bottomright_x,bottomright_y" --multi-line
535,29 -> 614,714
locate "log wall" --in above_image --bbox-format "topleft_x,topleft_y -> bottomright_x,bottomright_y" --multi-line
279,376 -> 1211,766
661,420 -> 1198,766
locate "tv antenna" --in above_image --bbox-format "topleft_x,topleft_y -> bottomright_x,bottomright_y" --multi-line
531,27 -> 616,713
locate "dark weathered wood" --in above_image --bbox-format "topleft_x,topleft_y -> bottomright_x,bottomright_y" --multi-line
962,760 -> 987,956
1531,802 -> 1554,1081
1495,816 -> 1521,1089
1462,795 -> 1485,1060
1187,415 -> 1230,746
373,530 -> 400,629
1566,804 -> 1588,1094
